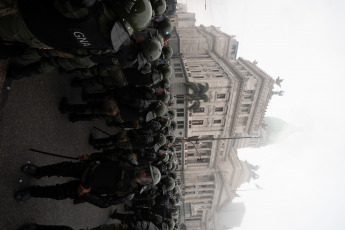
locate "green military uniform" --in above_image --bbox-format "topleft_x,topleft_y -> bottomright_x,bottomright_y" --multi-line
72,64 -> 127,89
89,130 -> 166,151
1,0 -> 153,77
60,97 -> 119,123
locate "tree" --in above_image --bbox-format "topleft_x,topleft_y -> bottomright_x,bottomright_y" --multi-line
184,82 -> 209,111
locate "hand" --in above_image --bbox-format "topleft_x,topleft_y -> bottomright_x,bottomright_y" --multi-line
77,184 -> 91,196
77,154 -> 89,161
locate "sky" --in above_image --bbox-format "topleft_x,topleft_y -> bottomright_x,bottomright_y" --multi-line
178,0 -> 345,229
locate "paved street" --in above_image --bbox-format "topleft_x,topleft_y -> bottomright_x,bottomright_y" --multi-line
0,69 -> 121,229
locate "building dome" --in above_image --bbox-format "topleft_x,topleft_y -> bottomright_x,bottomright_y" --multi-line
264,116 -> 288,144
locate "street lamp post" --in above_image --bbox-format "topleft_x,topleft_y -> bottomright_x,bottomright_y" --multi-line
177,136 -> 261,142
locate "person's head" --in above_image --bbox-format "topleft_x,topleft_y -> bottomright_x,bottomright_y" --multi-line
159,90 -> 170,104
170,172 -> 177,180
162,176 -> 175,194
163,34 -> 171,42
155,18 -> 173,36
156,64 -> 172,79
166,135 -> 176,145
161,118 -> 171,127
161,46 -> 173,60
154,133 -> 167,151
139,38 -> 162,62
162,219 -> 175,230
150,0 -> 166,16
135,164 -> 161,186
158,150 -> 169,162
170,121 -> 176,131
167,110 -> 176,119
146,101 -> 168,122
108,0 -> 152,40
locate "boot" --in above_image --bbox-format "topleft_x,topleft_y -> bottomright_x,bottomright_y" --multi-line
59,98 -> 68,114
0,43 -> 27,59
14,187 -> 32,201
7,61 -> 42,80
21,163 -> 38,177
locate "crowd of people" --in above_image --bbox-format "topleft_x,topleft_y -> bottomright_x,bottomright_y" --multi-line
0,0 -> 183,229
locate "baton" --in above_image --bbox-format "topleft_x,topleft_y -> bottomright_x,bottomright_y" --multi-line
93,126 -> 112,136
29,148 -> 78,160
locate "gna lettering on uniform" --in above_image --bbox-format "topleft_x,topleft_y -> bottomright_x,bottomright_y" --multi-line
73,32 -> 91,47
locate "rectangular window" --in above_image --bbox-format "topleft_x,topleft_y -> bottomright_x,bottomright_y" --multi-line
192,120 -> 203,125
216,75 -> 223,78
193,107 -> 205,113
175,68 -> 182,72
213,120 -> 221,124
177,108 -> 184,117
177,121 -> 184,129
215,107 -> 223,112
177,100 -> 184,104
174,63 -> 181,67
241,108 -> 250,113
193,75 -> 204,78
217,94 -> 226,99
175,73 -> 183,78
244,95 -> 252,99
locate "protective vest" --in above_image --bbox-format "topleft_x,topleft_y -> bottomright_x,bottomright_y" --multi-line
19,0 -> 113,50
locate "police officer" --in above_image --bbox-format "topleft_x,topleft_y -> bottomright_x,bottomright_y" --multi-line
89,130 -> 166,151
0,0 -> 152,51
0,0 -> 154,77
15,161 -> 161,208
60,97 -> 119,123
18,221 -> 159,230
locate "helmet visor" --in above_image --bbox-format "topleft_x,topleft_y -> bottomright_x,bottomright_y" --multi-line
135,167 -> 153,185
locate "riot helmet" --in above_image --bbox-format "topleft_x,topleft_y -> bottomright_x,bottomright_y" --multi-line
150,0 -> 166,16
159,90 -> 170,104
139,38 -> 163,62
161,46 -> 173,60
167,110 -> 176,119
169,146 -> 176,153
156,18 -> 173,36
166,135 -> 176,144
153,133 -> 167,152
161,118 -> 172,127
146,101 -> 168,122
135,164 -> 161,186
159,64 -> 172,79
170,172 -> 177,180
108,0 -> 153,35
162,176 -> 175,194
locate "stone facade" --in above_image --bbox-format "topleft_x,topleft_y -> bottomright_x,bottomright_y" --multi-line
167,8 -> 275,230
